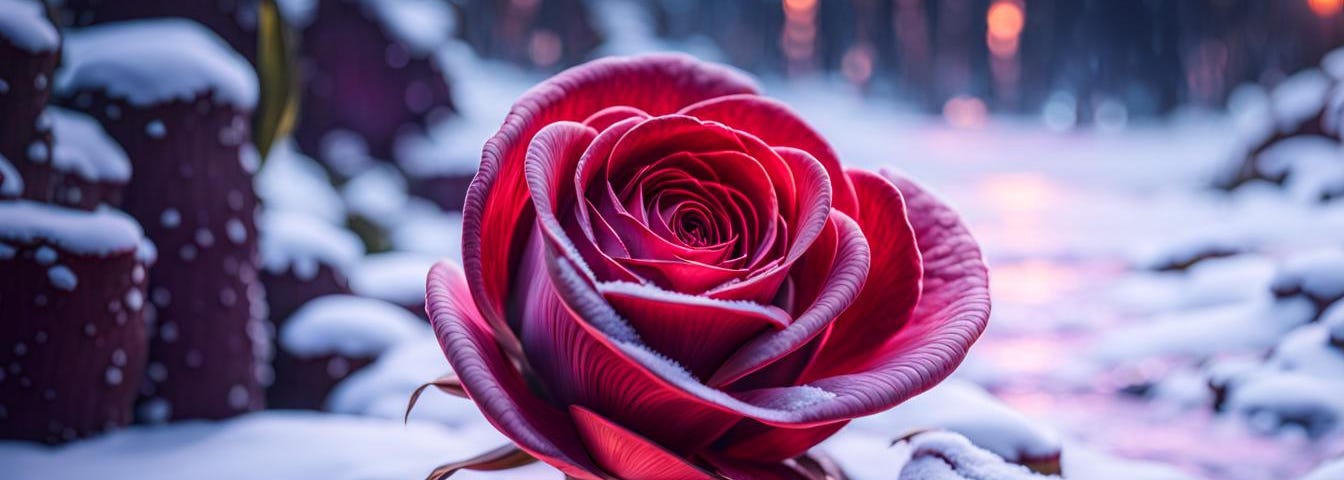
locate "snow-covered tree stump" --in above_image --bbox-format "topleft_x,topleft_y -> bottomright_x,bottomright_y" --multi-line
290,0 -> 455,167
57,20 -> 268,421
17,108 -> 132,210
57,0 -> 259,63
271,295 -> 424,410
0,202 -> 152,443
0,0 -> 59,198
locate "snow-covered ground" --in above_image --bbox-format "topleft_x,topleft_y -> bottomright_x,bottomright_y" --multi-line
6,2 -> 1344,478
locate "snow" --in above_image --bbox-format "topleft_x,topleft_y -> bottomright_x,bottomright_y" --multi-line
326,337 -> 483,425
58,19 -> 258,109
1091,296 -> 1314,364
1255,136 -> 1344,203
362,0 -> 455,55
259,211 -> 364,281
342,164 -> 409,226
1,154 -> 23,197
348,251 -> 438,307
393,119 -> 486,178
279,295 -> 428,358
46,265 -> 77,291
1300,458 -> 1344,480
1270,69 -> 1331,131
853,380 -> 1061,463
1225,370 -> 1344,437
255,141 -> 346,225
47,107 -> 132,183
897,431 -> 1051,480
1271,249 -> 1344,302
0,201 -> 144,255
0,411 -> 553,480
0,0 -> 60,53
388,199 -> 463,260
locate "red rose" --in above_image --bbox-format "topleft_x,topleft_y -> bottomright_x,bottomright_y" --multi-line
426,54 -> 989,479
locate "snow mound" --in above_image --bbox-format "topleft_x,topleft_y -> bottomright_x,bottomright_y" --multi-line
256,141 -> 346,224
362,0 -> 454,55
0,411 -> 550,480
58,18 -> 258,109
1271,249 -> 1344,306
348,251 -> 438,308
0,201 -> 143,255
327,337 -> 484,425
1270,69 -> 1332,131
279,294 -> 427,358
1300,458 -> 1344,480
260,211 -> 364,281
0,0 -> 59,53
1255,137 -> 1344,203
898,431 -> 1052,480
853,380 -> 1061,465
389,200 -> 463,260
342,164 -> 408,227
48,107 -> 131,183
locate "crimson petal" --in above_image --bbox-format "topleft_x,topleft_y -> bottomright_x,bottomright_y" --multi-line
803,169 -> 922,380
679,94 -> 859,215
570,405 -> 718,480
465,54 -> 758,343
425,262 -> 603,480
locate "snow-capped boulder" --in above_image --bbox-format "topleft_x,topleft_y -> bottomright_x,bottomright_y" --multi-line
897,431 -> 1054,480
271,295 -> 426,410
0,201 -> 152,443
259,211 -> 363,323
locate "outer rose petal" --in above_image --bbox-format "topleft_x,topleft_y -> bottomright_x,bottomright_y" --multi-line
570,405 -> 718,480
425,261 -> 604,480
465,54 -> 758,346
803,169 -> 923,380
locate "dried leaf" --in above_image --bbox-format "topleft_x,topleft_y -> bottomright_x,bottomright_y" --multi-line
405,373 -> 467,423
426,444 -> 537,480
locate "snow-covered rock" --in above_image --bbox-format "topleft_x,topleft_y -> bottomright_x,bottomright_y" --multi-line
260,211 -> 364,283
0,0 -> 60,54
280,295 -> 426,358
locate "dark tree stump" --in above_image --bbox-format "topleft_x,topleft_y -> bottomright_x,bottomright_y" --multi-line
57,20 -> 268,422
0,201 -> 152,444
0,0 -> 60,199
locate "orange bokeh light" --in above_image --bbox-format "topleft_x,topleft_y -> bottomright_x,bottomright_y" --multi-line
987,1 -> 1025,40
987,0 -> 1025,59
1308,0 -> 1342,17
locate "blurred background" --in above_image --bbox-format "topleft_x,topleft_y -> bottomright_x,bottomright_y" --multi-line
2,1 -> 1344,480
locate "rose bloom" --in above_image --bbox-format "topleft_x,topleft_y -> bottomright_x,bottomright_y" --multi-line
426,54 -> 990,479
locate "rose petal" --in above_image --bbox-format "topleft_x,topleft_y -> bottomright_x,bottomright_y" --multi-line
582,105 -> 651,131
425,261 -> 603,480
707,212 -> 869,387
570,405 -> 719,480
803,168 -> 922,380
466,54 -> 758,340
679,93 -> 859,215
714,419 -> 847,462
598,279 -> 789,378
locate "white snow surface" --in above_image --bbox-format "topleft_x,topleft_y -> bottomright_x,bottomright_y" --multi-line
898,431 -> 1051,480
388,199 -> 463,260
342,164 -> 409,226
0,201 -> 143,255
260,210 -> 364,280
1300,458 -> 1344,480
348,251 -> 438,307
256,140 -> 347,224
48,107 -> 131,182
280,294 -> 428,358
362,0 -> 454,55
58,19 -> 258,109
0,0 -> 59,53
